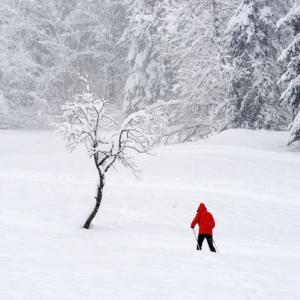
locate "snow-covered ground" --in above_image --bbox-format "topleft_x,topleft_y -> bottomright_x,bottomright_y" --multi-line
0,129 -> 299,300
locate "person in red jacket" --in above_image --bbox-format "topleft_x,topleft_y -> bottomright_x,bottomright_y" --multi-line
191,203 -> 216,252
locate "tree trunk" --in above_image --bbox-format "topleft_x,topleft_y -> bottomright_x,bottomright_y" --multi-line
83,174 -> 105,229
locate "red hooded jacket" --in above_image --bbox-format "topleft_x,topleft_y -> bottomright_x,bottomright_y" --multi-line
191,203 -> 215,235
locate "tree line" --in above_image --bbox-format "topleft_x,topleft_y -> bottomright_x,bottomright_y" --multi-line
0,0 -> 299,144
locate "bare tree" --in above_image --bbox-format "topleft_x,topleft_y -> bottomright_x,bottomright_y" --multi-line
57,77 -> 152,229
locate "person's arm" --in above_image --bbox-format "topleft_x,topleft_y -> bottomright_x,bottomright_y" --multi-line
191,213 -> 200,228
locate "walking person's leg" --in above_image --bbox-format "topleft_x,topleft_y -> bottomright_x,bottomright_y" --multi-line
197,234 -> 205,250
206,235 -> 216,252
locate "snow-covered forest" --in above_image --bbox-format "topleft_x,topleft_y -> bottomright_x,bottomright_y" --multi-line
1,0 -> 300,144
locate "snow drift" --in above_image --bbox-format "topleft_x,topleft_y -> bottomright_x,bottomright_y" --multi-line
0,129 -> 299,299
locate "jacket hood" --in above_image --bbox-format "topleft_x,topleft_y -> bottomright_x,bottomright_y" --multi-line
197,203 -> 207,214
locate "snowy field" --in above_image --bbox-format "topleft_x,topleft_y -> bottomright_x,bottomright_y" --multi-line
0,129 -> 299,300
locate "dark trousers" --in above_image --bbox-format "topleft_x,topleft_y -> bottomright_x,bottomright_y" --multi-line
197,234 -> 216,252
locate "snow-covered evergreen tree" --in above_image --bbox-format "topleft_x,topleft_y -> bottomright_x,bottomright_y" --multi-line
0,93 -> 9,129
224,0 -> 290,130
288,112 -> 300,144
278,1 -> 300,144
161,0 -> 239,126
122,0 -> 172,113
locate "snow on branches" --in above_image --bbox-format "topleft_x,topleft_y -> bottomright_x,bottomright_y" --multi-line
123,99 -> 212,145
56,78 -> 153,229
224,0 -> 290,130
288,111 -> 300,145
278,1 -> 300,144
58,80 -> 152,175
